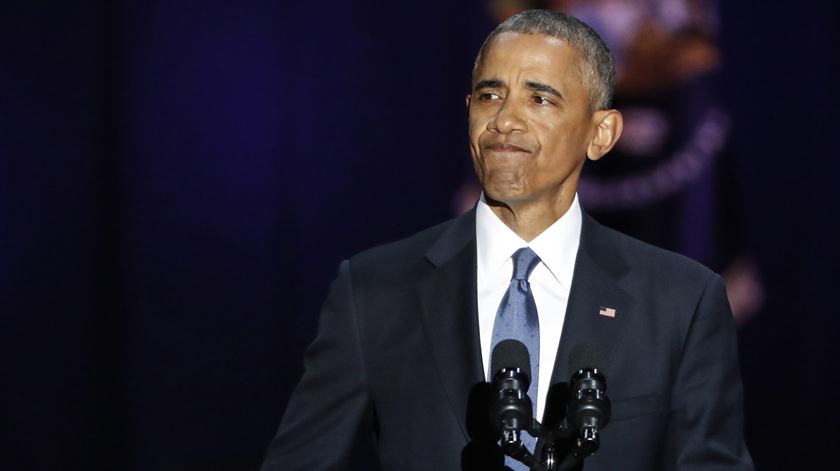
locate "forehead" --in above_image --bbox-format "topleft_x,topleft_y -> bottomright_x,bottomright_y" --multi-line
475,32 -> 584,84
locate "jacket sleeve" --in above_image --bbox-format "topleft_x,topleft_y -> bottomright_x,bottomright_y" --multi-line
261,260 -> 372,470
662,274 -> 754,470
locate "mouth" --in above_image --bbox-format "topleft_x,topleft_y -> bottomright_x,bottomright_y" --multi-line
483,142 -> 530,153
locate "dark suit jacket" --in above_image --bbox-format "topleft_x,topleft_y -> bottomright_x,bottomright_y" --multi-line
262,210 -> 753,470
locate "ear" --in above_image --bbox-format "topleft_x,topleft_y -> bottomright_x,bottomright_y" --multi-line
587,109 -> 623,161
465,94 -> 472,110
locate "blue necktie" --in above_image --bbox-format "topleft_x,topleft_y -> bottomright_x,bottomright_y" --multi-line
490,247 -> 541,470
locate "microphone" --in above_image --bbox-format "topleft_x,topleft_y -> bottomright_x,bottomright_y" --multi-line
489,339 -> 533,451
566,344 -> 611,457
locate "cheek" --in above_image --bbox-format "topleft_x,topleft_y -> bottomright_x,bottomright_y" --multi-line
467,119 -> 479,138
468,113 -> 484,135
467,121 -> 485,154
542,122 -> 589,154
468,105 -> 495,135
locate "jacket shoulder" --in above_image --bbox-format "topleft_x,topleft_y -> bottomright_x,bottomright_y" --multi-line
589,217 -> 718,287
346,217 -> 458,277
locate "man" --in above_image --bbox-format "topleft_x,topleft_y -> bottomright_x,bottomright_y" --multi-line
262,10 -> 753,470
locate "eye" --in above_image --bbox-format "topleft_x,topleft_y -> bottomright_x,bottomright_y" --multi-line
532,95 -> 552,106
479,92 -> 502,101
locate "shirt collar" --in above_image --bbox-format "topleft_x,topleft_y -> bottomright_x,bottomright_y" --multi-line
476,193 -> 582,290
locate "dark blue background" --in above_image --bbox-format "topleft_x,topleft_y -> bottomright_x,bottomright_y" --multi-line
2,1 -> 838,469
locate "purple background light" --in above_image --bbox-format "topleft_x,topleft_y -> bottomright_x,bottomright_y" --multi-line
1,1 -> 838,469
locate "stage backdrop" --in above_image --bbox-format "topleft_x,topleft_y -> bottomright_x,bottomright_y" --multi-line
1,1 -> 838,469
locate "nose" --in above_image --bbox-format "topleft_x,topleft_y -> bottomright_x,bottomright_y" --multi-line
487,98 -> 526,134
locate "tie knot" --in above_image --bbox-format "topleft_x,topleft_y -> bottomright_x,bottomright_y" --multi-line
511,247 -> 541,281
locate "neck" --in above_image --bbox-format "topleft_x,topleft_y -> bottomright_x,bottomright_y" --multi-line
486,193 -> 575,242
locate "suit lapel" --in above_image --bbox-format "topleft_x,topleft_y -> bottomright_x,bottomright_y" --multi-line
415,210 -> 635,437
548,213 -> 635,390
416,210 -> 484,440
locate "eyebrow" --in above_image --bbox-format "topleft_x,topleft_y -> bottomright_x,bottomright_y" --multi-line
473,79 -> 503,91
473,78 -> 565,102
525,81 -> 564,101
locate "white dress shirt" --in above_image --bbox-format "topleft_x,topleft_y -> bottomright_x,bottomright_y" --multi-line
476,193 -> 582,421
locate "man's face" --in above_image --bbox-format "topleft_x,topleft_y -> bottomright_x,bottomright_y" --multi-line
468,32 -> 600,212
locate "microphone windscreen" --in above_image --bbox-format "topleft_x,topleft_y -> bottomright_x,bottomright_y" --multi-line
568,343 -> 608,374
491,339 -> 531,381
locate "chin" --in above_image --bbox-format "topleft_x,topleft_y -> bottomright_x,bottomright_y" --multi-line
483,183 -> 528,206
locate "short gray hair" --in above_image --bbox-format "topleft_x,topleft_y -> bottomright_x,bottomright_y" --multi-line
473,9 -> 615,111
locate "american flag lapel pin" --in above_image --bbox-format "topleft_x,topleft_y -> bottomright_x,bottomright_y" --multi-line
598,306 -> 616,318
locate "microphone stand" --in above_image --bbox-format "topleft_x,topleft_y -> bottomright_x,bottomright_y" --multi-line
538,417 -> 595,471
501,368 -> 610,471
499,419 -> 548,471
499,415 -> 594,471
